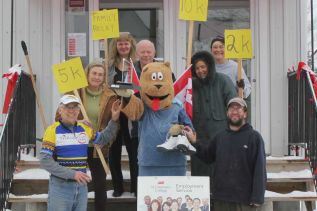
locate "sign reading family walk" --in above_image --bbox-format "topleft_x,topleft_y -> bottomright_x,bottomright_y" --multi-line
137,176 -> 210,211
92,9 -> 119,40
52,57 -> 88,93
179,0 -> 208,21
224,29 -> 253,59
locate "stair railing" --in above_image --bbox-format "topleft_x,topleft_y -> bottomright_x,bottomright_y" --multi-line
288,63 -> 317,188
0,71 -> 36,210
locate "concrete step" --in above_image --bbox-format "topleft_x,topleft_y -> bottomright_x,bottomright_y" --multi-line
8,191 -> 136,211
11,169 -> 133,195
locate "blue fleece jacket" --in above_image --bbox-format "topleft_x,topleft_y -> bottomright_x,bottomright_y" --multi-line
138,103 -> 193,167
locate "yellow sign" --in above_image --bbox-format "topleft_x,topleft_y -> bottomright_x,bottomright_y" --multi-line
52,57 -> 88,93
179,0 -> 208,21
224,29 -> 253,59
92,9 -> 119,40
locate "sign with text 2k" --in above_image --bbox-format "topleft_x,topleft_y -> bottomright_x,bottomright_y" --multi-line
52,57 -> 88,93
224,29 -> 253,59
179,0 -> 208,21
92,9 -> 119,40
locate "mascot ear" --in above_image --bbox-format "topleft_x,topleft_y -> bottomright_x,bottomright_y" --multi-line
164,62 -> 170,68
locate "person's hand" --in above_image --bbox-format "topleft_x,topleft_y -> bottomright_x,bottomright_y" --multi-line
114,89 -> 134,98
182,126 -> 197,143
111,99 -> 121,122
73,171 -> 91,185
78,119 -> 93,128
236,79 -> 245,89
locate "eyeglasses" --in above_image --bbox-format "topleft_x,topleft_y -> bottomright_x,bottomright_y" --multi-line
228,105 -> 244,112
63,104 -> 80,111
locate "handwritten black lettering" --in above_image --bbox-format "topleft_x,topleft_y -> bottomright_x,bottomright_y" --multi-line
181,0 -> 193,13
226,34 -> 238,53
70,67 -> 81,80
58,68 -> 68,83
242,35 -> 250,52
196,0 -> 205,14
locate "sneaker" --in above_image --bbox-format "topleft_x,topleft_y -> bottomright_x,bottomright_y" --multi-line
157,136 -> 178,152
175,135 -> 196,155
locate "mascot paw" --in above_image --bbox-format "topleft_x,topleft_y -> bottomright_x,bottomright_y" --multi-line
168,124 -> 185,136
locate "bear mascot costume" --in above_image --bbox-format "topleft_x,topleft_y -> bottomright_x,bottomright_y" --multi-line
120,62 -> 194,176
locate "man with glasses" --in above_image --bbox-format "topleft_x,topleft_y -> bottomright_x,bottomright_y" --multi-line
184,97 -> 266,211
40,94 -> 121,211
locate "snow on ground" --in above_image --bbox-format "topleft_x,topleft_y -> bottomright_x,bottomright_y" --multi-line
267,156 -> 306,160
265,190 -> 317,197
267,169 -> 312,179
19,149 -> 38,161
13,168 -> 132,180
9,191 -> 135,199
13,169 -> 49,180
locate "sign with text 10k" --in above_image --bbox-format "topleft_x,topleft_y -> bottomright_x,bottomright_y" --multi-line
179,0 -> 208,21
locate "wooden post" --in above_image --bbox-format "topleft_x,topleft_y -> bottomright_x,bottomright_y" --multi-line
21,41 -> 48,129
104,39 -> 109,87
186,21 -> 194,68
237,59 -> 244,98
73,90 -> 111,175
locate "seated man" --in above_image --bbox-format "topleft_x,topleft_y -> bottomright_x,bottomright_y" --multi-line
40,94 -> 120,211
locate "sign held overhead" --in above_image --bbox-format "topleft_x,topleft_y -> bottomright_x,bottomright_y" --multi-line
224,29 -> 253,59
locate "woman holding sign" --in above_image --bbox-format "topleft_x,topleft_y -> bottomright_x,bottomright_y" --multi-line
210,36 -> 251,99
79,61 -> 119,210
108,32 -> 138,197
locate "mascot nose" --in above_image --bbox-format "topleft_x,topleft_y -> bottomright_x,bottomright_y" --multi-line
155,84 -> 162,89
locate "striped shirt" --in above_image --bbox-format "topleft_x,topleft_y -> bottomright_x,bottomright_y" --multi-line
41,121 -> 95,173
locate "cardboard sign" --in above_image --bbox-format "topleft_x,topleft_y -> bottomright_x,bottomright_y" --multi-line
224,29 -> 253,59
179,0 -> 208,21
137,176 -> 210,211
52,57 -> 88,93
92,9 -> 119,40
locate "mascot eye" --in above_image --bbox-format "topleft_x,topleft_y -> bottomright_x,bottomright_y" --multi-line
151,73 -> 157,80
157,72 -> 164,80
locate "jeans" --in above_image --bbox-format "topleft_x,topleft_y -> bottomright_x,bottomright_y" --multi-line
47,175 -> 88,211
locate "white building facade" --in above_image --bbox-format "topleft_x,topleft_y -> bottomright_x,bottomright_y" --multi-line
0,0 -> 308,156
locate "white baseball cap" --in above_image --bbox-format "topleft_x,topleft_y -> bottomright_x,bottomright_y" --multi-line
227,97 -> 247,108
59,94 -> 80,105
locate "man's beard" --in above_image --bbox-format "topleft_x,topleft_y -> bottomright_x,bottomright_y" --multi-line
228,117 -> 244,127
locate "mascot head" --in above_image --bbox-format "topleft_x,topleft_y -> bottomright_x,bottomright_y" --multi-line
140,62 -> 174,111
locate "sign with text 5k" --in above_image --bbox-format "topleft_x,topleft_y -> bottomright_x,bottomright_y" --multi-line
224,29 -> 253,59
137,176 -> 210,211
52,57 -> 88,93
92,9 -> 119,40
179,0 -> 208,21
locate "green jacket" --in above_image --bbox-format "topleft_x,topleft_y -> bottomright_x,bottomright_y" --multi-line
191,51 -> 237,176
192,71 -> 237,144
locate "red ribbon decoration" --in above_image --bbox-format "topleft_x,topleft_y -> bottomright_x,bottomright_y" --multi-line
2,70 -> 19,114
296,62 -> 317,100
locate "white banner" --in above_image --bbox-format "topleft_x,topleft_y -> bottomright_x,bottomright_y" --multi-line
137,176 -> 210,211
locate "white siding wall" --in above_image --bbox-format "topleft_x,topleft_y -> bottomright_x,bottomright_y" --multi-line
1,0 -> 54,137
0,1 -> 12,125
251,0 -> 307,156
